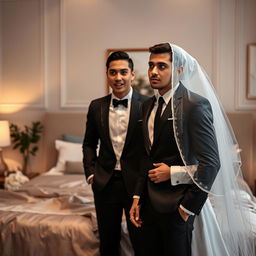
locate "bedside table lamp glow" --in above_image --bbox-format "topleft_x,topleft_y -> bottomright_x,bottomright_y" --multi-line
0,121 -> 10,176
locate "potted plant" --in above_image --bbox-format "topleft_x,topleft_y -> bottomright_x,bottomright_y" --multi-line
10,121 -> 43,175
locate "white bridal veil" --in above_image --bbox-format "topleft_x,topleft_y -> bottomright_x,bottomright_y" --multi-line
170,43 -> 255,256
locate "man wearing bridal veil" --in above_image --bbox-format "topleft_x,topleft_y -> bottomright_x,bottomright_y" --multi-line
130,43 -> 254,256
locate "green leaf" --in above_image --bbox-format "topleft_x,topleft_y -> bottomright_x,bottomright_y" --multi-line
10,121 -> 43,160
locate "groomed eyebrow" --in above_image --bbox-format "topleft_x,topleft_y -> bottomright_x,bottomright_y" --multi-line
109,68 -> 129,72
148,61 -> 168,66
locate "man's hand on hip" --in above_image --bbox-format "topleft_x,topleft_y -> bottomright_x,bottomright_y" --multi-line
88,176 -> 94,185
178,207 -> 190,222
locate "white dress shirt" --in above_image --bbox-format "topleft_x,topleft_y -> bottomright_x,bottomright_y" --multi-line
109,88 -> 133,170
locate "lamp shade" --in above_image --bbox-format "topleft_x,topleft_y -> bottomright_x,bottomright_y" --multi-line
0,121 -> 11,147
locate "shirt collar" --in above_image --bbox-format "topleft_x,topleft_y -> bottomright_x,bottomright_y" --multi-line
154,83 -> 179,105
111,87 -> 133,105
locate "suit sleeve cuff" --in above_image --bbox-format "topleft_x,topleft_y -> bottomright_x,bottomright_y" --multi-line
170,166 -> 192,185
180,204 -> 195,216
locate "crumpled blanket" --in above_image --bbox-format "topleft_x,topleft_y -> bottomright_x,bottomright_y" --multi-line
0,174 -> 99,256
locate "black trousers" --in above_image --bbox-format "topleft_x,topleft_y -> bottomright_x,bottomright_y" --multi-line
93,171 -> 142,256
140,198 -> 195,256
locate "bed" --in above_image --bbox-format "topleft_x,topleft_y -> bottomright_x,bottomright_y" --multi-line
0,112 -> 132,256
0,111 -> 255,256
0,175 -> 98,256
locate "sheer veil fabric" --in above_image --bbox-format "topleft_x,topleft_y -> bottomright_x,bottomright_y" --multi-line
170,43 -> 255,256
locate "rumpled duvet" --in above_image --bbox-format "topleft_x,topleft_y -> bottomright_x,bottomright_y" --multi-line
0,174 -> 99,256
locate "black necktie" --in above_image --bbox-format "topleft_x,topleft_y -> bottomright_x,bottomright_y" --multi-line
112,98 -> 128,108
154,97 -> 164,141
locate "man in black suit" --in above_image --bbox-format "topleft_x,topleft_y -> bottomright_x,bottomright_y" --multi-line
83,51 -> 148,256
130,43 -> 220,256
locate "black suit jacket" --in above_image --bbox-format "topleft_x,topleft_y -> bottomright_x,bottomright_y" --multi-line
83,90 -> 148,196
135,84 -> 220,215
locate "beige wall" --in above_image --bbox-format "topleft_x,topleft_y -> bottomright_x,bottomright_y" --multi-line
0,0 -> 255,187
2,0 -> 256,113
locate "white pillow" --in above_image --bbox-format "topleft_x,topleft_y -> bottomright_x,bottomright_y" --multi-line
65,161 -> 84,174
54,140 -> 83,172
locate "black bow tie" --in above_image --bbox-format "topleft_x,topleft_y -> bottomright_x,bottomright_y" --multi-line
112,98 -> 128,108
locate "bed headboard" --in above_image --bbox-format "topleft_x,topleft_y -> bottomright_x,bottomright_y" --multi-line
42,111 -> 255,191
43,111 -> 86,172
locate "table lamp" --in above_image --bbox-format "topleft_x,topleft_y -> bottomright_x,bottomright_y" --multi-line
0,120 -> 10,176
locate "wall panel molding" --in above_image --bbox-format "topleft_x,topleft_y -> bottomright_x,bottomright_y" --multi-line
212,0 -> 221,94
235,0 -> 256,110
60,0 -> 89,109
0,0 -> 47,111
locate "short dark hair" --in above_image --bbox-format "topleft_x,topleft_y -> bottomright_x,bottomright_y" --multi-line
149,43 -> 172,62
106,51 -> 134,71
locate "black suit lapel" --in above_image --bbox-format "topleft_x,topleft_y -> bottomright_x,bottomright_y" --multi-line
101,95 -> 115,154
122,92 -> 140,155
143,97 -> 155,155
173,83 -> 185,155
